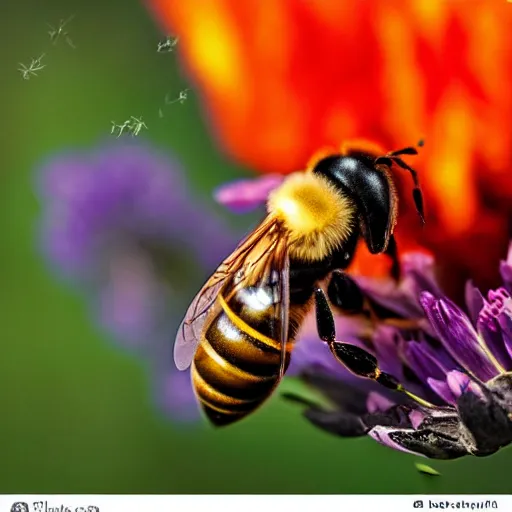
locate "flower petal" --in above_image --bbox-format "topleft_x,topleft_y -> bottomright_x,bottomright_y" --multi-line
372,326 -> 404,378
420,292 -> 499,381
356,252 -> 440,339
297,367 -> 372,416
500,242 -> 512,294
368,426 -> 426,457
498,313 -> 512,360
401,252 -> 444,299
477,288 -> 512,370
427,377 -> 457,405
356,275 -> 421,319
404,339 -> 457,382
500,261 -> 512,295
409,410 -> 425,429
370,420 -> 469,460
446,370 -> 472,399
366,392 -> 394,414
304,409 -> 367,437
465,280 -> 484,325
213,174 -> 284,213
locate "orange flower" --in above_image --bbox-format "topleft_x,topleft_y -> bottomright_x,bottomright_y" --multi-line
147,0 -> 512,301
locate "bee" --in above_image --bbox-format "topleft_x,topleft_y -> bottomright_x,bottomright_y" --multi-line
174,140 -> 425,426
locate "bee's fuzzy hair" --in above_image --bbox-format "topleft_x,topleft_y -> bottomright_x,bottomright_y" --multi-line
267,172 -> 356,262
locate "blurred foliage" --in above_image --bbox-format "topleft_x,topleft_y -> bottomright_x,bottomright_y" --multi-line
1,0 -> 511,494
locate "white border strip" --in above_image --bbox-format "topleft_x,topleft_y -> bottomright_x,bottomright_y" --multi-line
0,495 -> 507,512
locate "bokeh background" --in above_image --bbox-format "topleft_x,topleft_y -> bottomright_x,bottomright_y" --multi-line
2,0 -> 512,495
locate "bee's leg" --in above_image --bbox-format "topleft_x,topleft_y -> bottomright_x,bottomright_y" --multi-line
327,270 -> 365,314
384,234 -> 400,281
314,287 -> 433,408
327,269 -> 421,331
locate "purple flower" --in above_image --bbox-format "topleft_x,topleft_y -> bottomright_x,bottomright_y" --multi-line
283,248 -> 512,459
37,139 -> 238,422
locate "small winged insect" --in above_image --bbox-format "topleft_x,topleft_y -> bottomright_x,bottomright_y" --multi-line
165,89 -> 189,106
47,15 -> 75,48
110,117 -> 147,138
18,54 -> 46,80
157,35 -> 179,53
128,116 -> 148,136
110,120 -> 131,138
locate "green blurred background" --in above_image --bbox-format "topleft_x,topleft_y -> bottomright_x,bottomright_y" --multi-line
1,0 -> 511,494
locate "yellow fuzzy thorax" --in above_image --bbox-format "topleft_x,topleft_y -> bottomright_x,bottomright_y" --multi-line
267,171 -> 355,262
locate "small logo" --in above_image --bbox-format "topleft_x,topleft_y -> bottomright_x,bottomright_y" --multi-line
11,504 -> 30,512
413,501 -> 424,509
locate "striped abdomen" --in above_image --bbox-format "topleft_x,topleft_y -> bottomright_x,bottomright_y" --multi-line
192,284 -> 305,426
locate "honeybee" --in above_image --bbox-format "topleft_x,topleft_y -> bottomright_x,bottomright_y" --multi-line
174,141 -> 425,426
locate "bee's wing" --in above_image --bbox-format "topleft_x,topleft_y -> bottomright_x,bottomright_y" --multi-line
174,216 -> 289,371
271,238 -> 290,380
173,276 -> 225,371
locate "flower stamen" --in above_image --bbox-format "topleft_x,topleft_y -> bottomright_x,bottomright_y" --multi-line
395,384 -> 436,409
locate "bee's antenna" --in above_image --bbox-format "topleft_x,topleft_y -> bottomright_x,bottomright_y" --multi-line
389,146 -> 418,157
376,141 -> 425,225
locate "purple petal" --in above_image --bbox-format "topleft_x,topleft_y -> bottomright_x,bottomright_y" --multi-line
213,174 -> 284,213
461,380 -> 487,402
498,313 -> 512,360
401,252 -> 444,298
356,275 -> 422,319
477,288 -> 512,370
420,292 -> 499,381
465,281 -> 484,325
477,322 -> 512,371
368,426 -> 426,457
500,242 -> 512,293
446,370 -> 486,401
409,410 -> 425,429
500,261 -> 512,295
355,253 -> 440,338
427,377 -> 457,405
372,326 -> 404,378
446,370 -> 472,399
404,339 -> 457,382
366,392 -> 394,413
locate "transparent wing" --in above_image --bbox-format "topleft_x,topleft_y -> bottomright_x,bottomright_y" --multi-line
173,278 -> 225,371
174,216 -> 289,371
272,240 -> 290,380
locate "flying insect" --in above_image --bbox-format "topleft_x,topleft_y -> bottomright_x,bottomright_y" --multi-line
174,140 -> 425,426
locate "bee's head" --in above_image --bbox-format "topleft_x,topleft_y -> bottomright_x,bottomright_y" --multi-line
312,154 -> 398,254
